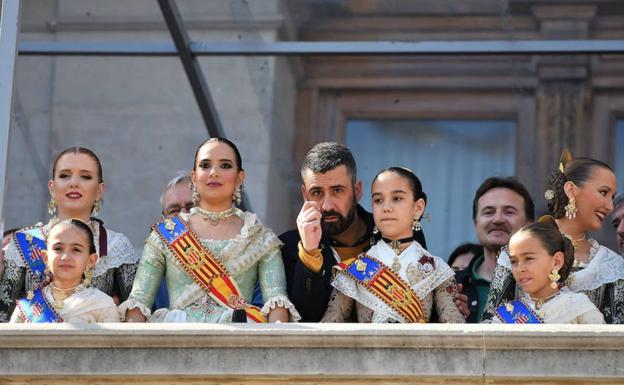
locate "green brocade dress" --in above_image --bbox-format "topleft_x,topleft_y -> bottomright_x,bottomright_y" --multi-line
118,208 -> 300,322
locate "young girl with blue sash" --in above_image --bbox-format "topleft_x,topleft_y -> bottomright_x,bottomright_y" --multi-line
484,151 -> 623,323
321,167 -> 464,323
492,216 -> 604,324
11,219 -> 119,323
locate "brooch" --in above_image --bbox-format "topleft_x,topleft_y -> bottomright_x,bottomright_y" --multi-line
418,255 -> 435,274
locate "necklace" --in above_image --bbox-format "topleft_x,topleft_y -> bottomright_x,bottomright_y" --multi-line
382,235 -> 413,272
564,234 -> 587,267
49,283 -> 80,311
192,206 -> 235,226
527,290 -> 560,310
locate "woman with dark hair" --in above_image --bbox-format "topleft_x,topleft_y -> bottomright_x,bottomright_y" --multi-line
321,167 -> 464,323
483,150 -> 623,323
121,138 -> 300,323
0,147 -> 139,322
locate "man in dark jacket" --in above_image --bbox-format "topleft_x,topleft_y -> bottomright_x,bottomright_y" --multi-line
456,176 -> 534,323
280,142 -> 375,322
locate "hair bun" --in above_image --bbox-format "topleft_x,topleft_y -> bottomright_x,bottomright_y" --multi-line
538,215 -> 558,227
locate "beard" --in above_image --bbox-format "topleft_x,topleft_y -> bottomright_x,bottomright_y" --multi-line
321,199 -> 357,237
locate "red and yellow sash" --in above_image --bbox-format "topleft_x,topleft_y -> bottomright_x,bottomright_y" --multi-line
335,254 -> 426,323
154,216 -> 266,323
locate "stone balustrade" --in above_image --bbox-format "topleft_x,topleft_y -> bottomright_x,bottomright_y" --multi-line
0,323 -> 623,384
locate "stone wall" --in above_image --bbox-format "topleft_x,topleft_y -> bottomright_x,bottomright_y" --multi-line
6,0 -> 299,250
0,323 -> 623,384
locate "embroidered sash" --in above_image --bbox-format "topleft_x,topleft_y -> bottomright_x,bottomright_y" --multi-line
13,227 -> 47,285
16,289 -> 62,323
335,254 -> 426,323
495,300 -> 543,324
154,216 -> 267,323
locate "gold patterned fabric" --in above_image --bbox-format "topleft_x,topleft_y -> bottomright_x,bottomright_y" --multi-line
321,240 -> 464,323
119,210 -> 300,322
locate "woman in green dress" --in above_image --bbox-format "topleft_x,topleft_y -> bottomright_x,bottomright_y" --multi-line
121,138 -> 299,323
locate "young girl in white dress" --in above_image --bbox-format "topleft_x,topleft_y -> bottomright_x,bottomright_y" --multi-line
11,219 -> 119,323
492,216 -> 604,324
321,167 -> 464,323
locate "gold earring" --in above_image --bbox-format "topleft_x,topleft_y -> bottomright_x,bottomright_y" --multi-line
548,268 -> 560,289
83,265 -> 93,287
412,217 -> 421,232
190,182 -> 200,206
233,185 -> 242,206
564,197 -> 577,219
92,198 -> 102,216
47,196 -> 57,216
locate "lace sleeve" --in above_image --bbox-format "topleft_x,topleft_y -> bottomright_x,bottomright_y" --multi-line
258,247 -> 301,321
114,263 -> 138,303
434,277 -> 465,323
321,289 -> 354,323
577,308 -> 606,324
94,230 -> 140,277
481,264 -> 515,322
0,257 -> 27,322
118,232 -> 165,319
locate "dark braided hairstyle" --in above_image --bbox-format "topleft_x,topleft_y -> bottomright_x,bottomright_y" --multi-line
372,167 -> 428,250
514,215 -> 575,283
546,155 -> 612,219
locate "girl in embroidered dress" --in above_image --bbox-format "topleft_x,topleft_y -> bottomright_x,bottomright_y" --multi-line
321,167 -> 464,323
11,219 -> 119,323
0,147 -> 139,322
492,217 -> 604,324
121,138 -> 300,323
483,150 -> 623,323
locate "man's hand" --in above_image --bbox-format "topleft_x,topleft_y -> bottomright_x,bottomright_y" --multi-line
455,283 -> 470,320
296,201 -> 322,252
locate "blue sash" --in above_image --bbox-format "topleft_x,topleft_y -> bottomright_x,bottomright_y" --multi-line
335,254 -> 426,323
16,289 -> 62,323
13,227 -> 47,285
496,299 -> 543,324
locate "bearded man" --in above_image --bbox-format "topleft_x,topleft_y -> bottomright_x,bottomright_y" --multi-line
280,142 -> 375,322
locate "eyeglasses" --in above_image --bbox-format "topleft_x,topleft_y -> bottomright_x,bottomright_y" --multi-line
162,202 -> 195,218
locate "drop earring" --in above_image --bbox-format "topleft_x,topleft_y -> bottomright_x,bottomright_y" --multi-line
47,196 -> 57,216
564,197 -> 577,219
548,268 -> 560,289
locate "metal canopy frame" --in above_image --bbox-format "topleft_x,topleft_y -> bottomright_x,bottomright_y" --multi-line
18,39 -> 624,56
3,0 -> 624,231
0,0 -> 21,236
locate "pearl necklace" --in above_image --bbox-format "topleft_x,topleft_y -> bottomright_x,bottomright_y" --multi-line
191,206 -> 235,226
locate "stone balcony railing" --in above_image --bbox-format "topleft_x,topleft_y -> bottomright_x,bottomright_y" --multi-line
0,323 -> 623,384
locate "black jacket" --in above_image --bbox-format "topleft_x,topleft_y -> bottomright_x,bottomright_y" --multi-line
279,205 -> 374,322
455,254 -> 492,323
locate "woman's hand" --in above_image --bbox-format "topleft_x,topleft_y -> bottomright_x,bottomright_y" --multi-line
268,306 -> 289,323
125,307 -> 147,322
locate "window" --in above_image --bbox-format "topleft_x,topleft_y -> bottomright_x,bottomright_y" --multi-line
345,119 -> 516,260
616,120 -> 624,196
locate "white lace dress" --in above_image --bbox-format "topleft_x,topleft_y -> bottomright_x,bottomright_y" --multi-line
322,240 -> 464,323
484,240 -> 624,323
490,287 -> 605,324
10,284 -> 119,323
